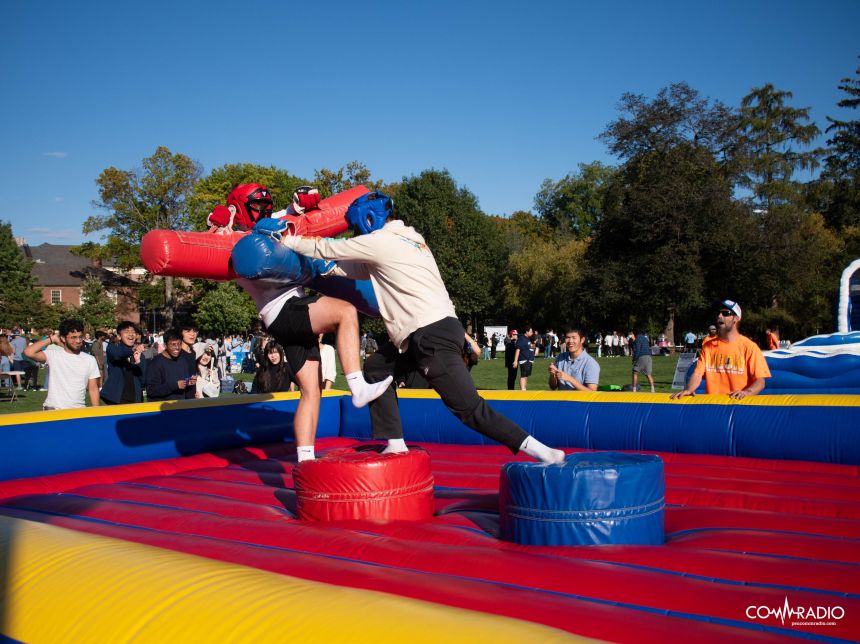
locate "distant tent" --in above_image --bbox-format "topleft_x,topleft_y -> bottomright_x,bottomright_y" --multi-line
838,259 -> 860,332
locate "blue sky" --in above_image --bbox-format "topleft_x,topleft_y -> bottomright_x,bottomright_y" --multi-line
2,0 -> 858,246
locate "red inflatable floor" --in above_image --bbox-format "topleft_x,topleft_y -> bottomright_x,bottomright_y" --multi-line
1,438 -> 858,642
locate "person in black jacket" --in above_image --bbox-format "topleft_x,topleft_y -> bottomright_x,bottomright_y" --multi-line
100,321 -> 147,404
252,342 -> 295,393
144,329 -> 196,401
504,329 -> 519,390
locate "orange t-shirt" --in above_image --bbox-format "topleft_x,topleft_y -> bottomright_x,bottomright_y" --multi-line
766,331 -> 779,350
693,334 -> 772,395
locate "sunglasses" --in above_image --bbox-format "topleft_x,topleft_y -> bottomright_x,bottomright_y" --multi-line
718,309 -> 735,317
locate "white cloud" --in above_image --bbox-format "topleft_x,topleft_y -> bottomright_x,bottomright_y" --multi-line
27,227 -> 80,240
43,151 -> 68,158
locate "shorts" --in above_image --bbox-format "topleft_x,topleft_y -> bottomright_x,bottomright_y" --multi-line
264,293 -> 322,375
633,355 -> 653,375
518,361 -> 533,377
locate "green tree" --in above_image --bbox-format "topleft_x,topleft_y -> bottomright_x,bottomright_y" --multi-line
581,144 -> 743,336
193,281 -> 258,335
815,58 -> 860,247
314,161 -> 383,197
534,162 -> 617,238
78,146 -> 203,325
395,170 -> 505,318
736,84 -> 822,210
502,236 -> 589,327
0,221 -> 49,329
599,82 -> 739,162
188,163 -> 309,230
77,276 -> 117,331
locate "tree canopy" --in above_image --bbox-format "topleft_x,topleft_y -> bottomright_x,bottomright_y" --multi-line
0,221 -> 50,330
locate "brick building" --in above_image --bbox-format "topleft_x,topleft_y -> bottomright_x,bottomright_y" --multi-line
20,243 -> 143,323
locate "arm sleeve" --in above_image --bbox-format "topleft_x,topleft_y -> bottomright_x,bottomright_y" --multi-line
88,356 -> 101,381
106,343 -> 133,365
326,260 -> 372,281
748,345 -> 772,379
283,233 -> 383,264
584,361 -> 600,385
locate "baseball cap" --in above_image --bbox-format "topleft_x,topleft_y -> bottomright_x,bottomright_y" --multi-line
510,329 -> 518,335
714,299 -> 742,319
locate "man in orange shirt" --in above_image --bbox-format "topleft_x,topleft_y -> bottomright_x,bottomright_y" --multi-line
670,299 -> 771,400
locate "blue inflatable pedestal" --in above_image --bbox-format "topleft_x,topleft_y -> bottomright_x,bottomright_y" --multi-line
499,452 -> 665,546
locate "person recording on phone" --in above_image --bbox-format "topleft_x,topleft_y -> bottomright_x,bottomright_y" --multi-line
100,320 -> 148,405
144,329 -> 197,401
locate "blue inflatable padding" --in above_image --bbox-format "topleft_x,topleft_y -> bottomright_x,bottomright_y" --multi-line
311,275 -> 380,317
500,452 -> 665,546
792,332 -> 860,347
0,395 -> 341,482
339,394 -> 860,464
683,352 -> 860,395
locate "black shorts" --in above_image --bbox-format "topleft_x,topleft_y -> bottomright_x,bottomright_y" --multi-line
518,361 -> 533,377
264,293 -> 322,375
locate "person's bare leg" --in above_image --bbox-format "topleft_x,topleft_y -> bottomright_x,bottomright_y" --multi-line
293,360 -> 321,461
632,372 -> 639,391
307,296 -> 359,372
648,374 -> 655,393
307,296 -> 391,407
520,376 -> 528,391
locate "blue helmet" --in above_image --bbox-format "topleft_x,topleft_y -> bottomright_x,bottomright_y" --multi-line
346,191 -> 393,235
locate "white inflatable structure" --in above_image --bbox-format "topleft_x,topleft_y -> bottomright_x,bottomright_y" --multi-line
837,258 -> 860,333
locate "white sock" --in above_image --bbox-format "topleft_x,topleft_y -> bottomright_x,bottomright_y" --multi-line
381,438 -> 408,454
519,436 -> 565,465
297,445 -> 315,462
346,371 -> 393,408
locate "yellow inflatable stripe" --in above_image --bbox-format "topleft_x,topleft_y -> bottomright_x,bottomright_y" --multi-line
394,389 -> 860,407
3,388 -> 854,427
0,516 -> 584,643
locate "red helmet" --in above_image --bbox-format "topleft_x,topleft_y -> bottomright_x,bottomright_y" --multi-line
226,184 -> 274,224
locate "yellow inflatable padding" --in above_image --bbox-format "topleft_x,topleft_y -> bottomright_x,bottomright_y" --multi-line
0,516 -> 585,643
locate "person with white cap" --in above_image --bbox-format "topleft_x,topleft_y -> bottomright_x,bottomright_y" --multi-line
671,299 -> 771,400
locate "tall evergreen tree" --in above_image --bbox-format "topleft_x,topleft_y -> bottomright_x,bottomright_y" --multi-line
819,59 -> 860,237
736,84 -> 822,210
0,222 -> 48,329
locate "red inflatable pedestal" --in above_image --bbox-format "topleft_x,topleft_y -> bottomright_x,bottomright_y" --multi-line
294,448 -> 435,522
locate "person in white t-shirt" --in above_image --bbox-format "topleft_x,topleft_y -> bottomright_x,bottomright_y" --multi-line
24,319 -> 100,410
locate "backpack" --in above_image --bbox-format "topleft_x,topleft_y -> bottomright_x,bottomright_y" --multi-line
232,381 -> 248,394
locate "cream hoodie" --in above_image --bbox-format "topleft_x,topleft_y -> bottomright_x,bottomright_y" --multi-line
281,220 -> 456,352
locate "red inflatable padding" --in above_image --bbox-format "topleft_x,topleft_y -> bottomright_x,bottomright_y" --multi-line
294,448 -> 435,522
140,185 -> 369,280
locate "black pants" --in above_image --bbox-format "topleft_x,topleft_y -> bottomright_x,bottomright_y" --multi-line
506,366 -> 518,390
363,317 -> 528,453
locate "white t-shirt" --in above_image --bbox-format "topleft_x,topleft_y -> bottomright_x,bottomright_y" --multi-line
43,344 -> 101,409
320,343 -> 336,384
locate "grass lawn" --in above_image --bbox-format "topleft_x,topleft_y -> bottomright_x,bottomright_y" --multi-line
0,352 -> 682,416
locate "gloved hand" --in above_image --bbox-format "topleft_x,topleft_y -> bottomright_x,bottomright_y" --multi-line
207,204 -> 234,228
253,217 -> 293,242
292,186 -> 321,214
232,234 -> 335,284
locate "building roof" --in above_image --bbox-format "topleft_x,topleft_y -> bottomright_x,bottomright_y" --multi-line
22,244 -> 136,288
